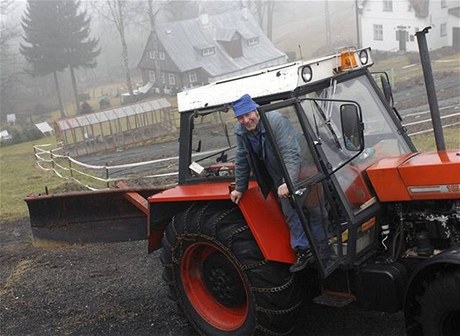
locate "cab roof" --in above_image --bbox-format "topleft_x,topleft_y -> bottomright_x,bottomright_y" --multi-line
177,47 -> 373,113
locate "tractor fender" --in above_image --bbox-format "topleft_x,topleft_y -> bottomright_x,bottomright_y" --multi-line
148,181 -> 295,264
404,246 -> 460,336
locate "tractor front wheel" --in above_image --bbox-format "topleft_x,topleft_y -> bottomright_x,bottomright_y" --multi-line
418,269 -> 460,336
160,202 -> 302,335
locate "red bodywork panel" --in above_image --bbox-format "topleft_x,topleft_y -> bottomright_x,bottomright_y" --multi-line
149,181 -> 295,264
367,150 -> 460,202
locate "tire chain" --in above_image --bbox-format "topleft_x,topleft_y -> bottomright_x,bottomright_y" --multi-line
241,260 -> 268,271
169,204 -> 296,293
256,298 -> 302,315
227,224 -> 249,249
182,203 -> 196,234
256,324 -> 296,336
252,274 -> 296,293
195,203 -> 209,234
164,204 -> 302,335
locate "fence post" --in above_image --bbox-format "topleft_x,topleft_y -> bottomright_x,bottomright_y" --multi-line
105,162 -> 110,188
68,157 -> 73,178
50,151 -> 55,170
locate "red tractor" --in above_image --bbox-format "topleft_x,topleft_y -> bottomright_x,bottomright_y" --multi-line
26,28 -> 459,335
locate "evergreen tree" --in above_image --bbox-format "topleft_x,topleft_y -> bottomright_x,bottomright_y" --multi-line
59,0 -> 100,114
20,1 -> 67,117
20,0 -> 100,117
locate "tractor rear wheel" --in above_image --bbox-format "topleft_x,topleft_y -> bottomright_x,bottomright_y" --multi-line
160,202 -> 303,335
418,269 -> 460,336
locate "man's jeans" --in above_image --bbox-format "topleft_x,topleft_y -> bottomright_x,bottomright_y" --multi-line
280,199 -> 328,251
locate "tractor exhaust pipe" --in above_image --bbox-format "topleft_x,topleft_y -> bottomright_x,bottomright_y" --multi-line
415,26 -> 446,151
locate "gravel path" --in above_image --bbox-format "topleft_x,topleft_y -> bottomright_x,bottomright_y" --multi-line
0,218 -> 405,336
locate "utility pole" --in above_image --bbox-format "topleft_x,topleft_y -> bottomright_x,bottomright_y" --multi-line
355,0 -> 361,48
325,0 -> 331,45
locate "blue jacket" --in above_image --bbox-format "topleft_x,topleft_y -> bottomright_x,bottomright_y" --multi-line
234,111 -> 300,197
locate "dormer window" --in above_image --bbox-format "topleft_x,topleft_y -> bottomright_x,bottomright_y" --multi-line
202,47 -> 215,56
149,51 -> 156,59
383,0 -> 392,11
247,37 -> 259,46
159,51 -> 165,60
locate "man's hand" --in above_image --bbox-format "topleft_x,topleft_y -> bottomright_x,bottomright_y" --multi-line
278,183 -> 290,199
230,190 -> 244,204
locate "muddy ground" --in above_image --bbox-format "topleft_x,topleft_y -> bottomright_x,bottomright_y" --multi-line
0,218 -> 405,336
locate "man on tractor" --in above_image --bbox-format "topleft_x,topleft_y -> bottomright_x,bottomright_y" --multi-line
229,94 -> 330,272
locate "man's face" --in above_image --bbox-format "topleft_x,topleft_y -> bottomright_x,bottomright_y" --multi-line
237,110 -> 260,132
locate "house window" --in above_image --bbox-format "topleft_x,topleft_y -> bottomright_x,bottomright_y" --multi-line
373,24 -> 383,41
440,23 -> 447,36
161,73 -> 165,84
168,73 -> 176,85
383,0 -> 392,11
149,51 -> 156,59
202,47 -> 215,56
159,51 -> 165,60
441,0 -> 447,8
247,37 -> 259,46
189,71 -> 197,83
149,71 -> 155,82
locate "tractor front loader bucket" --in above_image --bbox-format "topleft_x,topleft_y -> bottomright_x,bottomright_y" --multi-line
25,185 -> 170,248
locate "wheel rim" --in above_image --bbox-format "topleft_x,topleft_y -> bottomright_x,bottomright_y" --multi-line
181,242 -> 248,331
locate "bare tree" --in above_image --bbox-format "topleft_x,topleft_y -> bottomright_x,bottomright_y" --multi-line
92,0 -> 136,98
1,0 -> 24,119
146,0 -> 169,89
247,0 -> 275,40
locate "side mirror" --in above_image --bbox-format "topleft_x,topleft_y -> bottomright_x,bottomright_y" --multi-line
380,73 -> 394,107
340,104 -> 364,151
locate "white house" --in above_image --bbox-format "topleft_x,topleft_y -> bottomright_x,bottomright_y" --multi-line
358,0 -> 460,52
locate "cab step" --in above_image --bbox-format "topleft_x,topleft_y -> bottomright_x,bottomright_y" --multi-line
313,291 -> 355,308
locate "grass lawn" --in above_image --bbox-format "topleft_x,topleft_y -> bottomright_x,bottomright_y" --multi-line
0,136 -> 68,221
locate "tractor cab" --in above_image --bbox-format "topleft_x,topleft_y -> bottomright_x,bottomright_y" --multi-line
176,47 -> 416,277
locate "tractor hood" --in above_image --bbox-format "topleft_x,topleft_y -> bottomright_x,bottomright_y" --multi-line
366,150 -> 460,202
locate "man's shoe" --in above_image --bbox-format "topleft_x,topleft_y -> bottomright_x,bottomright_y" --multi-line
289,249 -> 312,273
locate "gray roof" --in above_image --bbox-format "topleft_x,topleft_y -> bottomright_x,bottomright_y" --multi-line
139,9 -> 286,78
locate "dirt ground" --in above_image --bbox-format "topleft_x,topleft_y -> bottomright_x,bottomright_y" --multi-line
0,218 -> 405,336
1,61 -> 458,336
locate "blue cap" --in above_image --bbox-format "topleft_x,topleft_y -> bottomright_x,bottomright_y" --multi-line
231,94 -> 259,117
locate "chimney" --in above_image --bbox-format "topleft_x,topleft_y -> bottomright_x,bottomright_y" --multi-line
242,7 -> 248,20
200,13 -> 209,25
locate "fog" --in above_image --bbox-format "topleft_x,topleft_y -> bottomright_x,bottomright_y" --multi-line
1,0 -> 457,126
0,1 -> 359,120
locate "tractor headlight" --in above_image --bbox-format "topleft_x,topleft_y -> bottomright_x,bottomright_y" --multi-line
301,65 -> 313,82
359,50 -> 369,65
